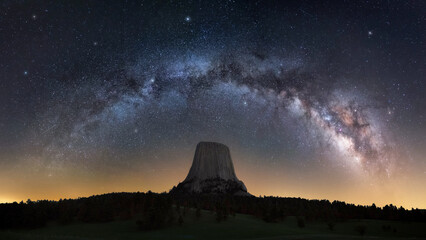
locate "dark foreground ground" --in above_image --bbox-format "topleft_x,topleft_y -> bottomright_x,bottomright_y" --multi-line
1,210 -> 426,240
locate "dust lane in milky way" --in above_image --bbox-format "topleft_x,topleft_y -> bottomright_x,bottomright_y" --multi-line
30,49 -> 399,177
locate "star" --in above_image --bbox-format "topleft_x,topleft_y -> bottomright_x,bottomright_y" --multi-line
1,0 -> 423,210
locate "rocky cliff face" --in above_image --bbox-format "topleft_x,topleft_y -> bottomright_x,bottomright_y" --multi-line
170,142 -> 250,196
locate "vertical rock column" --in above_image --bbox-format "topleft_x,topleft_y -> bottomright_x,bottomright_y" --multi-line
171,142 -> 249,196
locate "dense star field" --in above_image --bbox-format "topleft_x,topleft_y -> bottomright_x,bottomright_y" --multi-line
0,1 -> 425,208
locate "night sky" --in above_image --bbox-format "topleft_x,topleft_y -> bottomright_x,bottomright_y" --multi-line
1,0 -> 425,208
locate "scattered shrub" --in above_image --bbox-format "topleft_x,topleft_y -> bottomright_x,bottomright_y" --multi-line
355,225 -> 366,235
297,217 -> 305,228
382,224 -> 391,232
195,207 -> 201,220
327,222 -> 335,231
178,215 -> 184,226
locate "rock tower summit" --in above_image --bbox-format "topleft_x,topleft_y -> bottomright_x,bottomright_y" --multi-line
170,142 -> 250,196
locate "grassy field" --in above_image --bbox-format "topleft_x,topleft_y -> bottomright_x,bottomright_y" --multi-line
1,209 -> 426,240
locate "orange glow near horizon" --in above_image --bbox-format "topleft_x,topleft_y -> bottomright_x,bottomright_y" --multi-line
1,151 -> 425,210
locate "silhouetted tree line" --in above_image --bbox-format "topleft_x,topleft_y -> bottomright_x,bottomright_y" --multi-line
0,192 -> 425,230
171,194 -> 426,223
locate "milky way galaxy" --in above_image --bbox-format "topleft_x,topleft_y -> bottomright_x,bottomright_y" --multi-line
33,49 -> 396,177
1,0 -> 425,208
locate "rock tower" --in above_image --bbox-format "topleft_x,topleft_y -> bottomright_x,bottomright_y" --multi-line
170,142 -> 250,196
